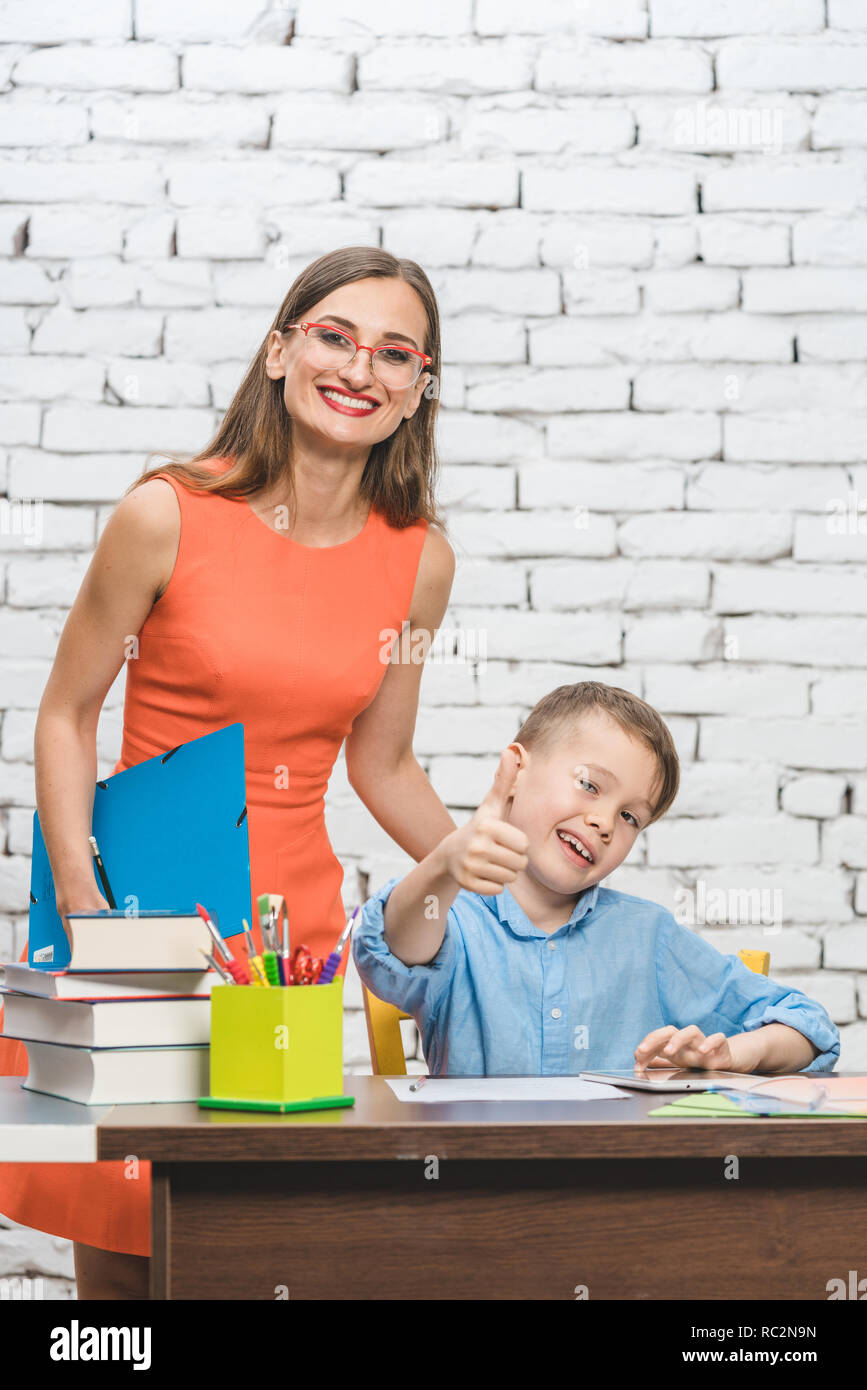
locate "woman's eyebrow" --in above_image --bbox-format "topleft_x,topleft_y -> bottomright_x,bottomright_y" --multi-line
318,313 -> 420,349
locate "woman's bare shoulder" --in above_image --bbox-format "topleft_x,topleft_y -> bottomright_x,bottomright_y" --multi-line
419,520 -> 455,580
410,520 -> 455,624
109,476 -> 180,538
121,474 -> 179,511
100,478 -> 181,602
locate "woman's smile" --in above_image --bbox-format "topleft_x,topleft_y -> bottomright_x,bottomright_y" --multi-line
317,385 -> 382,416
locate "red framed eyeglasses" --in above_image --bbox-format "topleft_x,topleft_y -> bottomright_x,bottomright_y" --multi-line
284,321 -> 432,388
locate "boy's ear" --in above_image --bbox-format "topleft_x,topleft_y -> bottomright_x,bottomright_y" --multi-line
508,741 -> 529,773
504,742 -> 529,802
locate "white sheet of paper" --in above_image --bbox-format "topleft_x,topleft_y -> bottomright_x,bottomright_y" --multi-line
386,1076 -> 629,1103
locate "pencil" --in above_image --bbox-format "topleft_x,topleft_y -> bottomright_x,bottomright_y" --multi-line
87,835 -> 116,909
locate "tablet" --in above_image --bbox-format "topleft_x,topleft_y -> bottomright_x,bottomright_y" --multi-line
579,1068 -> 751,1092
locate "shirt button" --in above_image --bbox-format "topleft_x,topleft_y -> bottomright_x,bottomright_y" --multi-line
547,940 -> 557,951
551,1007 -> 562,1019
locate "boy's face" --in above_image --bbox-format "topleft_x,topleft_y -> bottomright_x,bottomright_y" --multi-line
506,709 -> 662,895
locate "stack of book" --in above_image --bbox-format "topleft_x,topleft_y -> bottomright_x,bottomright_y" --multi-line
1,909 -> 219,1105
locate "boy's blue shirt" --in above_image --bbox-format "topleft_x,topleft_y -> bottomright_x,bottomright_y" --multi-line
353,877 -> 840,1076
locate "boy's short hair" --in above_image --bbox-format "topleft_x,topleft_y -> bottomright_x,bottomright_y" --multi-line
514,681 -> 680,825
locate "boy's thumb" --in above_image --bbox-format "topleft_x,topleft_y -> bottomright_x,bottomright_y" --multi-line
478,746 -> 519,820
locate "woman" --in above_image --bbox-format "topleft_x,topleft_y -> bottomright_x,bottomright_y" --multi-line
0,246 -> 457,1298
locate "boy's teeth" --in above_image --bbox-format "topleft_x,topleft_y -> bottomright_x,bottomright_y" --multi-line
558,829 -> 592,862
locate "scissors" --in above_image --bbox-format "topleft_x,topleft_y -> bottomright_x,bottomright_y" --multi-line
290,944 -> 323,986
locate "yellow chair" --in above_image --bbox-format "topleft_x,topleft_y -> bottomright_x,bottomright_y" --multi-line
362,949 -> 771,1076
362,988 -> 413,1076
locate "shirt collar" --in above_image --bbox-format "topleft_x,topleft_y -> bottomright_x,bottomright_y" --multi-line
483,881 -> 601,939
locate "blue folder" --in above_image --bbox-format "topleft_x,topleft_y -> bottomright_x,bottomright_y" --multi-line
28,722 -> 251,970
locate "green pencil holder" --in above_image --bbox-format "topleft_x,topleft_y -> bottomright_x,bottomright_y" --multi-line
206,979 -> 345,1107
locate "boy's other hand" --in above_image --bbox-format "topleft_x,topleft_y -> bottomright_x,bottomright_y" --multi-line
441,747 -> 529,895
634,1024 -> 735,1071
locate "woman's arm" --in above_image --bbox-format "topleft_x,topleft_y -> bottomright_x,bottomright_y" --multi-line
344,524 -> 457,863
35,479 -> 180,930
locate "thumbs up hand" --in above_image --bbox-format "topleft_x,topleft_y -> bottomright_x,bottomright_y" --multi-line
441,746 -> 530,894
380,746 -> 531,966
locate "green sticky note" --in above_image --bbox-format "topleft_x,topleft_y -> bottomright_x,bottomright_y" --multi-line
648,1092 -> 864,1119
649,1093 -> 747,1119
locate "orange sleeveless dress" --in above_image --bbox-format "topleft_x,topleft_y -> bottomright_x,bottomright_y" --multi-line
0,457 -> 429,1256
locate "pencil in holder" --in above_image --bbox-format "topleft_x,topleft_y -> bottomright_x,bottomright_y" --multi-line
198,977 -> 354,1113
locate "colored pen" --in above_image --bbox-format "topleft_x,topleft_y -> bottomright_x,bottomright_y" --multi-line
87,835 -> 117,909
317,906 -> 360,984
257,892 -> 276,951
200,948 -> 236,985
242,918 -> 267,986
196,902 -> 233,964
279,907 -> 291,987
223,954 -> 252,986
242,917 -> 256,958
198,912 -> 251,985
408,1076 -> 428,1093
262,950 -> 281,988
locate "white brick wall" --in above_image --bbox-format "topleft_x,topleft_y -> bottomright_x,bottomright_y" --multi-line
2,0 -> 867,1293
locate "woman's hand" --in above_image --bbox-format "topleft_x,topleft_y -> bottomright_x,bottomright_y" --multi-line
439,747 -> 529,895
55,887 -> 111,946
634,1024 -> 737,1072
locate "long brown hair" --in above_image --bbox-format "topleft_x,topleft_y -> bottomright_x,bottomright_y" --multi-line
129,245 -> 445,530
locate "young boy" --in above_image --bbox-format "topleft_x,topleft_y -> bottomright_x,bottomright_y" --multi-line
353,682 -> 839,1076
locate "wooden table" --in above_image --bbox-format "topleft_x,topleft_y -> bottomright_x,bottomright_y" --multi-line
3,1075 -> 865,1299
